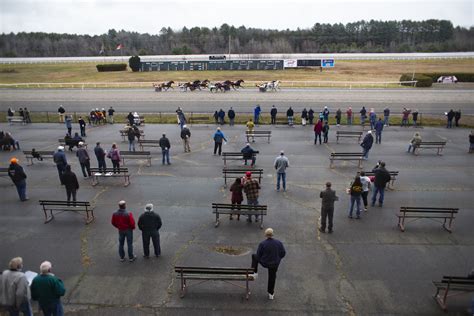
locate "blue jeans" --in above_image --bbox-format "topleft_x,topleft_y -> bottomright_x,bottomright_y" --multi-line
349,195 -> 361,217
370,120 -> 376,129
361,117 -> 366,125
7,301 -> 32,316
401,118 -> 408,126
447,120 -> 452,128
247,198 -> 259,221
362,147 -> 370,159
56,164 -> 66,184
128,139 -> 135,151
244,157 -> 256,166
142,230 -> 161,257
288,116 -> 293,126
118,229 -> 134,259
254,114 -> 259,125
15,179 -> 27,201
384,116 -> 389,126
372,186 -> 385,206
39,299 -> 63,316
347,117 -> 352,125
162,148 -> 170,164
375,132 -> 382,144
277,172 -> 286,190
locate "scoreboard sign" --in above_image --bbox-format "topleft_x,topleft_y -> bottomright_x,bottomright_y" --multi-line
322,59 -> 335,67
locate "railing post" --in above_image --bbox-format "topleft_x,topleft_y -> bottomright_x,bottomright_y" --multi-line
46,111 -> 50,123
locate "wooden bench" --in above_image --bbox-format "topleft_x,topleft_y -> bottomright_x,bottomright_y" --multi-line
363,170 -> 399,188
90,167 -> 130,187
245,130 -> 271,143
397,207 -> 459,233
120,151 -> 151,166
433,276 -> 474,311
330,152 -> 364,168
189,115 -> 210,125
138,140 -> 161,151
23,150 -> 55,165
222,152 -> 259,166
8,116 -> 26,125
336,131 -> 363,143
175,266 -> 255,299
58,139 -> 87,149
415,141 -> 447,156
120,129 -> 145,142
222,168 -> 263,187
39,200 -> 95,224
212,203 -> 267,229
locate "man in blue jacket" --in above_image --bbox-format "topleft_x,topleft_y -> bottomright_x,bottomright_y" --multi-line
374,118 -> 384,144
360,131 -> 374,159
254,105 -> 261,125
213,127 -> 227,156
251,228 -> 286,300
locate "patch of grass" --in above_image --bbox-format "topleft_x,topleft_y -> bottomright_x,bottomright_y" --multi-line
0,68 -> 17,73
213,246 -> 248,256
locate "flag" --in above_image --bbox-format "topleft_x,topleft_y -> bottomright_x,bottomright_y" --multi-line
116,44 -> 124,50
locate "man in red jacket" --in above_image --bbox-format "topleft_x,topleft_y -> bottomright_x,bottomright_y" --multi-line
111,200 -> 137,262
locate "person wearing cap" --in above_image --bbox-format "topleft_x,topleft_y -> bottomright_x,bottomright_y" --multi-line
94,142 -> 107,172
180,125 -> 191,152
78,116 -> 86,137
159,133 -> 171,165
274,150 -> 289,191
138,203 -> 163,258
243,171 -> 261,222
322,106 -> 330,122
57,105 -> 65,123
401,107 -> 411,127
8,158 -> 28,201
360,130 -> 374,160
371,161 -> 391,207
111,201 -> 137,262
241,143 -> 257,167
76,142 -> 91,178
53,146 -> 68,184
31,261 -> 66,316
369,108 -> 377,130
0,257 -> 32,315
251,228 -> 286,300
213,127 -> 227,156
62,165 -> 79,206
319,182 -> 339,233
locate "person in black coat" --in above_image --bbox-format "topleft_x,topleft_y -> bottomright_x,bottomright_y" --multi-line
286,107 -> 294,126
62,165 -> 79,206
138,203 -> 163,258
446,109 -> 455,128
308,109 -> 315,125
360,131 -> 374,159
371,161 -> 391,207
227,107 -> 236,126
127,112 -> 134,126
8,157 -> 28,201
159,133 -> 171,165
454,110 -> 461,127
270,105 -> 278,125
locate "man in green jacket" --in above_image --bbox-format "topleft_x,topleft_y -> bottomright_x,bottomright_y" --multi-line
31,261 -> 65,316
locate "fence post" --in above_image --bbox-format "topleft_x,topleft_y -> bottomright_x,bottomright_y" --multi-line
46,111 -> 50,123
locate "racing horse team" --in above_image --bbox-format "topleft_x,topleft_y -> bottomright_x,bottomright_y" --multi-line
152,79 -> 280,93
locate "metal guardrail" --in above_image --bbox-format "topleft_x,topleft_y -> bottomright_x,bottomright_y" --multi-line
0,81 -> 418,89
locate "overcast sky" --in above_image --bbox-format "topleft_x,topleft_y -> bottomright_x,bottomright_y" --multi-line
1,0 -> 472,35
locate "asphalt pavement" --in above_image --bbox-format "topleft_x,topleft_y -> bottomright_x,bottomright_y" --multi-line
0,120 -> 473,315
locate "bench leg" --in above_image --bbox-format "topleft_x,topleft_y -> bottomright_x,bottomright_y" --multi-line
260,212 -> 264,229
330,159 -> 334,169
91,176 -> 98,186
44,210 -> 54,224
246,277 -> 250,300
147,158 -> 151,167
27,157 -> 33,166
434,287 -> 449,311
215,212 -> 220,227
442,216 -> 453,233
398,216 -> 406,232
85,210 -> 95,225
124,176 -> 130,187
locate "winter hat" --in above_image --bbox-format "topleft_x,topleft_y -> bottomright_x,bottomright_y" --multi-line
367,130 -> 372,134
78,142 -> 84,146
145,203 -> 154,212
118,200 -> 126,206
245,171 -> 252,178
183,125 -> 187,128
57,146 -> 64,151
10,157 -> 18,164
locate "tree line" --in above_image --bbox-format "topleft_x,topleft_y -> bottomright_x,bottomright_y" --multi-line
1,20 -> 473,57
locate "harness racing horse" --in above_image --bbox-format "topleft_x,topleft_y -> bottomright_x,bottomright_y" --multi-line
209,82 -> 231,93
179,82 -> 199,92
256,80 -> 280,92
231,79 -> 244,89
153,81 -> 174,92
198,79 -> 210,89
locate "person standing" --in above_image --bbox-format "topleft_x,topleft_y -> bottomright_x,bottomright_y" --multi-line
111,200 -> 137,262
31,261 -> 66,316
270,105 -> 278,125
383,107 -> 390,126
159,133 -> 171,165
213,111 -> 219,124
286,107 -> 294,127
107,143 -> 121,173
246,119 -> 255,142
314,120 -> 323,145
301,108 -> 308,126
348,176 -> 363,219
0,257 -> 32,316
251,228 -> 286,300
335,109 -> 342,126
127,112 -> 134,126
346,107 -> 353,125
53,146 -> 67,185
57,105 -> 65,123
241,143 -> 257,166
94,142 -> 107,172
359,106 -> 367,126
308,108 -> 315,125
254,105 -> 261,125
62,165 -> 79,206
218,109 -> 225,125
78,116 -> 86,137
228,107 -> 235,126
359,171 -> 371,211
322,106 -> 330,122
108,106 -> 115,124
7,158 -> 28,202
180,124 -> 191,152
371,161 -> 391,207
454,109 -> 461,127
319,182 -> 338,233
138,203 -> 162,258
274,150 -> 289,191
243,171 -> 261,223
230,177 -> 243,220
407,132 -> 422,154
213,127 -> 227,156
374,118 -> 384,144
127,126 -> 136,152
360,131 -> 374,159
65,115 -> 72,136
401,108 -> 411,127
76,142 -> 91,178
412,109 -> 419,127
322,121 -> 329,143
369,108 -> 376,129
446,109 -> 455,128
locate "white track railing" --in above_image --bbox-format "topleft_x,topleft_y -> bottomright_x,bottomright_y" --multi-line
0,81 -> 417,89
